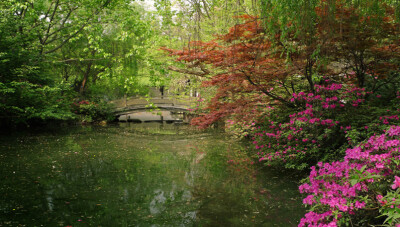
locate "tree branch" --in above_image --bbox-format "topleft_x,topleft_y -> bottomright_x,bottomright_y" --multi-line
240,70 -> 295,108
168,65 -> 210,77
43,0 -> 112,55
47,58 -> 105,63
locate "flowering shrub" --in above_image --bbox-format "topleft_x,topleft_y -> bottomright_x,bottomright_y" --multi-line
252,80 -> 400,169
72,100 -> 114,122
298,125 -> 400,226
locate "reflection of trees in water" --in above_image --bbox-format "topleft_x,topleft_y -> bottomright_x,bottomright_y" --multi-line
184,142 -> 305,226
189,147 -> 261,226
0,125 -> 304,226
150,189 -> 166,214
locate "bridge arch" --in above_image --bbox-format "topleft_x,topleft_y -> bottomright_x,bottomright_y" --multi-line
110,97 -> 194,123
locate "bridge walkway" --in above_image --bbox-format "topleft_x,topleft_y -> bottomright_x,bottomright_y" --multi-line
109,96 -> 198,123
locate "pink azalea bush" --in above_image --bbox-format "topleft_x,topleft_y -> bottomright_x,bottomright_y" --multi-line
252,80 -> 400,169
246,77 -> 400,225
298,125 -> 400,226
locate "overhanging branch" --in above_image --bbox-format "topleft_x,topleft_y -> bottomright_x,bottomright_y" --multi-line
168,65 -> 210,78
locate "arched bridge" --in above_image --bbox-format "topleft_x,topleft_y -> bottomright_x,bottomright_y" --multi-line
110,97 -> 195,123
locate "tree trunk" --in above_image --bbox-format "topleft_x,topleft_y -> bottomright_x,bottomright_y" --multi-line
79,62 -> 92,94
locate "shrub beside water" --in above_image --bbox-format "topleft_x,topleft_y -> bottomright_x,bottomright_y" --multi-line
253,80 -> 400,170
72,100 -> 114,123
244,79 -> 400,226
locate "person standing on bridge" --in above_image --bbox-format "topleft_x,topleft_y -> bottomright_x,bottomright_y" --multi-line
159,86 -> 165,99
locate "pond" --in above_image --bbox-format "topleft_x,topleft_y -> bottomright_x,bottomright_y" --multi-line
0,123 -> 305,226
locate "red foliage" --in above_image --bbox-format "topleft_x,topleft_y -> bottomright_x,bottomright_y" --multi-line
163,2 -> 400,129
315,1 -> 400,85
163,16 -> 298,128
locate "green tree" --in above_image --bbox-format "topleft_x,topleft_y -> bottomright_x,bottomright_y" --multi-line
0,0 -> 123,125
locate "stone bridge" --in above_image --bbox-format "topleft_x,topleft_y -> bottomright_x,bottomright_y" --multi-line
110,96 -> 196,123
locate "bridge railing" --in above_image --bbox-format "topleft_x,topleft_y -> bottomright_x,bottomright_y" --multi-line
110,96 -> 197,114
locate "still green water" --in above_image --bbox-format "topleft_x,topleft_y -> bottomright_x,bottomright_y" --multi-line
0,123 -> 304,226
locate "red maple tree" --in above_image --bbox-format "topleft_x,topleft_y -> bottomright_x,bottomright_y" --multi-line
163,15 -> 299,127
163,2 -> 400,128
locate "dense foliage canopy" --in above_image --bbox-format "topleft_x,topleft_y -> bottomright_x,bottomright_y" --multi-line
0,0 -> 177,126
165,0 -> 400,128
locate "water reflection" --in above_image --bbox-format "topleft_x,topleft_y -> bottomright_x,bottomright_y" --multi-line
0,123 -> 305,226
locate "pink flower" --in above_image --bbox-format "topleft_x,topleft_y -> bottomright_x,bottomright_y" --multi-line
376,163 -> 385,169
391,176 -> 400,190
355,201 -> 366,209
